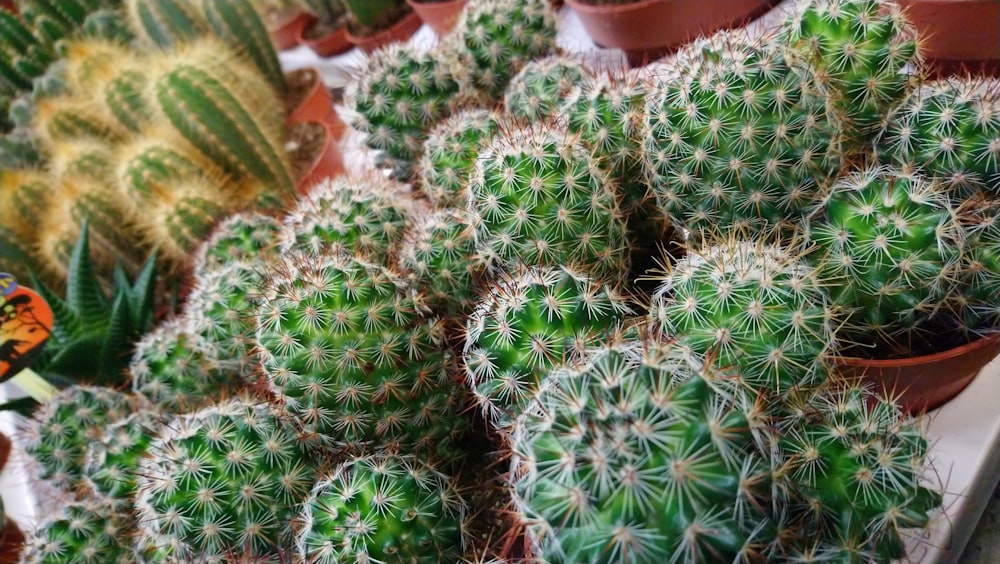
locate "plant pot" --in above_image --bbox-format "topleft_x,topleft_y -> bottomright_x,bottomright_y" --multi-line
290,121 -> 345,194
345,9 -> 423,54
565,0 -> 779,66
898,0 -> 1000,77
406,0 -> 467,37
285,68 -> 336,126
268,10 -> 316,51
833,334 -> 1000,414
0,518 -> 24,564
299,19 -> 353,57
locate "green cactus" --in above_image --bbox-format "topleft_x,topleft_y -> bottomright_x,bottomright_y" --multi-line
296,454 -> 467,564
257,251 -> 469,463
504,55 -> 587,122
343,0 -> 408,32
202,0 -> 287,94
418,107 -> 501,209
193,212 -> 282,272
510,341 -> 774,564
102,68 -> 149,132
116,137 -> 220,206
348,44 -> 467,181
21,499 -> 144,564
951,199 -> 1000,333
468,122 -> 630,281
125,0 -> 209,48
135,394 -> 315,561
278,174 -> 411,265
644,31 -> 842,238
880,79 -> 1000,198
807,166 -> 964,355
770,383 -> 942,561
650,235 -> 836,397
21,386 -> 137,495
450,0 -> 557,98
83,411 -> 159,505
182,263 -> 269,366
780,0 -> 918,142
463,265 -> 633,432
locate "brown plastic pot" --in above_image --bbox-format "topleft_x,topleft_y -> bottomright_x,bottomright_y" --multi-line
299,20 -> 353,57
406,0 -> 467,36
295,121 -> 345,194
0,518 -> 24,564
898,0 -> 1000,77
345,9 -> 423,54
833,334 -> 1000,414
269,10 -> 316,51
565,0 -> 779,66
285,68 -> 335,126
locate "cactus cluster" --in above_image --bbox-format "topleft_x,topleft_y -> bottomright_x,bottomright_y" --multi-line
504,55 -> 588,122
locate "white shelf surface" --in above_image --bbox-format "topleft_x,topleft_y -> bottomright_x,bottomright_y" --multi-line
0,2 -> 996,562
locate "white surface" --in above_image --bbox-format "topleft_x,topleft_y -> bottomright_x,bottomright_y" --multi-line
0,380 -> 37,529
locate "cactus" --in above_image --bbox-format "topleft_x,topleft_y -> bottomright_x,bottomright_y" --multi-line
102,68 -> 149,132
343,0 -> 408,32
463,265 -> 633,432
780,0 -> 918,142
193,212 -> 282,272
182,263 -> 268,365
951,199 -> 1000,333
807,166 -> 964,354
257,251 -> 469,463
650,235 -> 836,397
504,55 -> 587,122
644,31 -> 842,238
510,342 -> 774,564
83,411 -> 159,504
418,108 -> 501,209
115,134 -> 224,207
278,174 -> 412,265
202,0 -> 287,94
450,0 -> 557,98
880,78 -> 1000,198
135,394 -> 315,561
468,122 -> 630,281
770,383 -> 941,561
125,0 -> 209,48
20,386 -> 137,496
21,499 -> 143,564
347,44 -> 467,181
297,454 -> 467,564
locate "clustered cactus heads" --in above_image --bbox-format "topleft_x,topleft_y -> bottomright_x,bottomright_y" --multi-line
418,108 -> 501,209
504,55 -> 588,122
21,499 -> 142,564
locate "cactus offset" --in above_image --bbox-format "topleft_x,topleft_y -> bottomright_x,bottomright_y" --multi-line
504,55 -> 587,122
21,499 -> 143,564
418,108 -> 501,209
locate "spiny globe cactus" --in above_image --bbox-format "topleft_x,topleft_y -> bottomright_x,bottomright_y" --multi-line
193,211 -> 282,273
644,30 -> 842,238
650,234 -> 836,397
952,198 -> 1000,332
807,166 -> 964,354
135,394 -> 315,561
770,382 -> 942,562
257,251 -> 469,463
468,122 -> 630,281
296,454 -> 468,564
83,411 -> 159,505
504,55 -> 588,122
510,341 -> 774,564
879,78 -> 1000,198
463,265 -> 633,432
181,263 -> 268,367
418,108 -> 501,209
21,499 -> 143,564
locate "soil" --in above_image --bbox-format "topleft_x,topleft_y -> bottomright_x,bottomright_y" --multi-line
346,2 -> 413,38
285,122 -> 328,180
282,68 -> 319,116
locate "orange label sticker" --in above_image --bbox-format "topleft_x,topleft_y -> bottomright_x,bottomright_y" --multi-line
0,274 -> 53,383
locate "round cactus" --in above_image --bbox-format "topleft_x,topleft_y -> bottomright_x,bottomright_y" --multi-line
21,499 -> 142,564
257,251 -> 469,463
297,454 -> 467,563
807,166 -> 964,354
182,263 -> 269,366
135,394 -> 315,561
82,411 -> 159,505
650,236 -> 836,396
463,265 -> 633,432
193,211 -> 282,273
504,55 -> 587,122
418,108 -> 501,209
468,122 -> 630,281
644,31 -> 842,238
880,78 -> 1000,198
510,342 -> 773,564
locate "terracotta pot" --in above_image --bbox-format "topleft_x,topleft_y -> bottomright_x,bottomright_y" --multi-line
833,334 -> 1000,414
269,10 -> 316,51
345,9 -> 423,54
898,0 -> 1000,77
285,68 -> 335,126
0,432 -> 9,473
299,20 -> 353,57
295,121 -> 345,194
565,0 -> 779,66
0,518 -> 24,564
406,0 -> 467,36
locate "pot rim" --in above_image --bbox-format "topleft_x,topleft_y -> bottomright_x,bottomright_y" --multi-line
834,333 -> 1000,368
564,0 -> 668,14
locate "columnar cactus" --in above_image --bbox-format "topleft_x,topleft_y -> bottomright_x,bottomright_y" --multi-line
125,0 -> 209,48
880,78 -> 1000,198
418,108 -> 501,209
136,395 -> 315,561
807,166 -> 964,353
297,454 -> 467,564
510,342 -> 773,564
644,31 -> 842,238
347,44 -> 466,181
463,265 -> 633,431
650,236 -> 836,396
201,0 -> 286,94
257,251 -> 469,463
468,122 -> 630,281
21,499 -> 143,564
504,55 -> 587,122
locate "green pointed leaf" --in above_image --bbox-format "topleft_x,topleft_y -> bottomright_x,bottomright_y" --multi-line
45,334 -> 104,377
65,222 -> 109,324
96,291 -> 132,387
127,250 -> 158,332
28,270 -> 79,345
